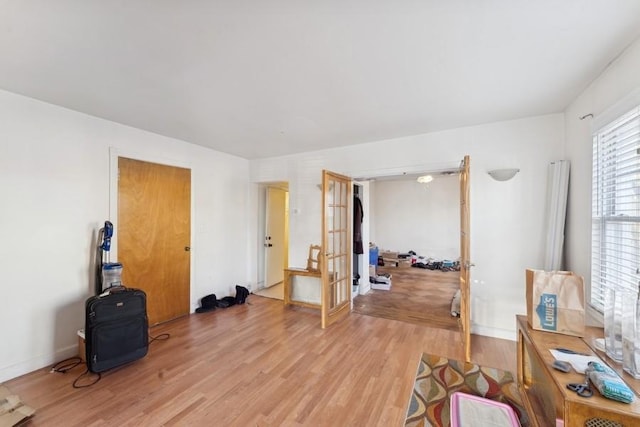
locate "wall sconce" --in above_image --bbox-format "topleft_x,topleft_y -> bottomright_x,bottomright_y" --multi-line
416,175 -> 433,184
487,168 -> 520,181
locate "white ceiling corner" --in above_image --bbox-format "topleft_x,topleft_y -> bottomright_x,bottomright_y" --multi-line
1,0 -> 640,159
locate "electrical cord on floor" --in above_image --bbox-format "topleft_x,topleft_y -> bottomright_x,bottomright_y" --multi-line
50,357 -> 102,388
149,332 -> 170,344
50,356 -> 83,374
51,331 -> 170,389
72,369 -> 101,388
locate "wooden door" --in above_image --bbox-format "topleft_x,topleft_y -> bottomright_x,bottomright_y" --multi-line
118,157 -> 191,325
459,155 -> 472,362
265,187 -> 287,288
321,170 -> 352,328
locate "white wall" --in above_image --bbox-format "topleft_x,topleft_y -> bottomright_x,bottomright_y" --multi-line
564,36 -> 640,324
0,90 -> 250,382
371,175 -> 459,260
251,113 -> 565,339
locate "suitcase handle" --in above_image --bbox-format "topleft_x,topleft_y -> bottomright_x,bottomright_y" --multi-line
99,285 -> 127,297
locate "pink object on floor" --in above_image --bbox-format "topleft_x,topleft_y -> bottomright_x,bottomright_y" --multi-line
450,392 -> 521,427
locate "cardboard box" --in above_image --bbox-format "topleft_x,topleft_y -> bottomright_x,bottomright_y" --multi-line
0,385 -> 35,425
380,251 -> 399,259
78,329 -> 86,362
369,264 -> 376,277
526,269 -> 585,337
371,281 -> 391,291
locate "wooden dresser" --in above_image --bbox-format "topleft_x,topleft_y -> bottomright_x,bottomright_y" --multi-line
516,315 -> 640,426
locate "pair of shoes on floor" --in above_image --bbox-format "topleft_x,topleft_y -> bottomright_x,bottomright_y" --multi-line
219,285 -> 250,308
235,285 -> 249,304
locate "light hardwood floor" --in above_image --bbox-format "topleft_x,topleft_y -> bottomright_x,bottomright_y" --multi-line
6,295 -> 516,426
354,264 -> 460,331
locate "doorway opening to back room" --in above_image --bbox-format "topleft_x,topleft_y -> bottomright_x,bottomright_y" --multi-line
352,169 -> 461,332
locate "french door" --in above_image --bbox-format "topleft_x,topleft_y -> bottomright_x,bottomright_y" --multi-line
321,170 -> 352,328
459,155 -> 472,361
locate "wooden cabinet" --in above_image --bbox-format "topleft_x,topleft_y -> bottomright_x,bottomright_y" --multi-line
516,315 -> 640,426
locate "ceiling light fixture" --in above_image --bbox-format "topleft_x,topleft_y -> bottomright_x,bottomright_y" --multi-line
487,168 -> 520,181
416,175 -> 433,184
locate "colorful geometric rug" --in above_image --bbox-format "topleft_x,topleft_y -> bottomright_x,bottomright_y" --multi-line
404,353 -> 529,426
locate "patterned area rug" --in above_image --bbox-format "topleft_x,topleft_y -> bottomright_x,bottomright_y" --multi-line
404,353 -> 529,427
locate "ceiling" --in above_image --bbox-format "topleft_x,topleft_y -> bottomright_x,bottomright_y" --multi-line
1,1 -> 640,160
355,168 -> 459,182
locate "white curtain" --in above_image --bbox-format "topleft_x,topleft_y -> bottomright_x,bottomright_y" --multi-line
543,160 -> 570,271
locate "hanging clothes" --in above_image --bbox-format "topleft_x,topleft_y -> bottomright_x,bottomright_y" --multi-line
353,195 -> 364,254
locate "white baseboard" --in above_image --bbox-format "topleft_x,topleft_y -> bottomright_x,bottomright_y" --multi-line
0,344 -> 78,383
359,282 -> 371,295
472,324 -> 517,342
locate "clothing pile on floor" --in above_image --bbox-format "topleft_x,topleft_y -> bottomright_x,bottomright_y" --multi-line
412,257 -> 460,272
370,272 -> 391,285
373,249 -> 460,272
370,272 -> 392,290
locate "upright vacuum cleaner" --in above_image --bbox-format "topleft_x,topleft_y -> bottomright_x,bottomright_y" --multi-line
95,220 -> 123,295
86,221 -> 149,373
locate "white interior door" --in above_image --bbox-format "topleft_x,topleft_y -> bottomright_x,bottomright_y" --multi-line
265,187 -> 288,288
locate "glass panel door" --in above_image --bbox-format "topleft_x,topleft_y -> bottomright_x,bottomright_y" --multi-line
321,170 -> 352,328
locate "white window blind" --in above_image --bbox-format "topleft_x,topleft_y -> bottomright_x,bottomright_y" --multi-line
591,105 -> 640,312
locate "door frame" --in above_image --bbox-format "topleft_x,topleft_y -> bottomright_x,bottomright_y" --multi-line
255,181 -> 289,290
459,155 -> 472,362
108,147 -> 194,298
264,185 -> 289,289
352,181 -> 370,300
348,160 -> 470,340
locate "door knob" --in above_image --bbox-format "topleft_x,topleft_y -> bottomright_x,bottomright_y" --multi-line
184,246 -> 191,251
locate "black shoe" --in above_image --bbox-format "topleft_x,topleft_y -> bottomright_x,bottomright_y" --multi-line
235,285 -> 249,304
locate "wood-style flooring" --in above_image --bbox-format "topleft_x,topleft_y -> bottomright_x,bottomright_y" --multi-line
5,295 -> 516,426
354,264 -> 460,331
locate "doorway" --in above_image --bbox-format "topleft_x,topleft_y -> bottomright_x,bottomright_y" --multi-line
254,182 -> 289,300
352,168 -> 461,331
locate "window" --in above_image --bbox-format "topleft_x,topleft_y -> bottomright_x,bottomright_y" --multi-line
591,104 -> 640,312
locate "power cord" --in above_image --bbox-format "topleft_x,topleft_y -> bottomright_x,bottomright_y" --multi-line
50,356 -> 83,374
50,357 -> 102,388
51,332 -> 171,389
149,333 -> 170,343
72,369 -> 101,388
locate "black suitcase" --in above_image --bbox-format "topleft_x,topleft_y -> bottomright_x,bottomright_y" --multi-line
85,288 -> 149,373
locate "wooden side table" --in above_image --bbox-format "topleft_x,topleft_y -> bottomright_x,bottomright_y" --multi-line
516,315 -> 640,426
283,268 -> 321,309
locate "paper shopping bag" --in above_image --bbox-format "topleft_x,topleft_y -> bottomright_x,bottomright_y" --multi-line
526,269 -> 585,336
